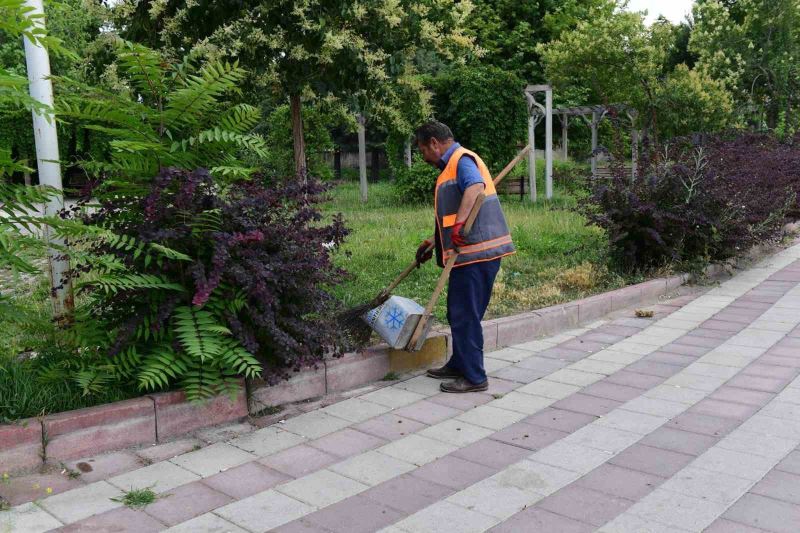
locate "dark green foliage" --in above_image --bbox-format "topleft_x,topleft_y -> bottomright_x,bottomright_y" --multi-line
392,156 -> 438,204
428,65 -> 527,172
260,104 -> 335,180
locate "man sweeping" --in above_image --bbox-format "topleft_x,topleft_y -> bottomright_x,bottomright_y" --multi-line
414,121 -> 516,393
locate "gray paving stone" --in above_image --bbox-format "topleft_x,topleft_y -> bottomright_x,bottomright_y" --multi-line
597,409 -> 667,435
0,502 -> 63,533
163,512 -> 249,533
397,499 -> 501,532
577,463 -> 663,500
570,359 -> 626,376
308,428 -> 388,459
514,355 -> 569,372
228,426 -> 307,457
215,489 -> 315,532
360,387 -> 427,409
279,411 -> 354,439
622,396 -> 687,418
626,360 -> 683,378
548,368 -> 605,387
538,485 -> 633,527
196,422 -> 254,444
379,434 -> 458,466
427,390 -> 493,410
392,400 -> 462,424
136,438 -> 205,463
490,390 -> 555,415
488,347 -> 535,362
329,450 -> 416,486
631,487 -> 729,531
109,460 -> 200,494
446,476 -> 541,520
718,430 -> 797,459
419,419 -> 494,447
320,397 -> 393,423
658,466 -> 754,505
598,512 -> 696,533
691,447 -> 776,481
565,425 -> 641,454
703,518 -> 767,533
37,481 -> 124,524
170,442 -> 257,477
645,383 -> 707,405
352,413 -> 427,441
393,375 -> 443,396
491,364 -> 549,383
517,379 -> 581,400
455,404 -> 526,430
533,441 -> 614,473
722,493 -> 800,533
277,469 -> 369,508
496,460 -> 581,495
539,346 -> 591,362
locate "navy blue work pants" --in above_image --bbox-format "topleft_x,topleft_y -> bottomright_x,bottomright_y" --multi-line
445,259 -> 501,385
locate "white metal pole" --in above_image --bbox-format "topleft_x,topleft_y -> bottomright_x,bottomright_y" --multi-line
404,138 -> 412,168
525,93 -> 537,203
23,0 -> 73,320
545,87 -> 553,199
357,114 -> 368,203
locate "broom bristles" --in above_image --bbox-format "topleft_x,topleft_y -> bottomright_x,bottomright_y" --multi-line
337,292 -> 391,349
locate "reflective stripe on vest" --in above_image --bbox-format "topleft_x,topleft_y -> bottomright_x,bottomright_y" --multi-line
434,147 -> 516,267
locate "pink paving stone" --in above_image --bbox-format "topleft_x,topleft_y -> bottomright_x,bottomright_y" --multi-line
552,393 -> 623,417
485,377 -> 519,395
410,455 -> 496,490
491,365 -> 547,384
488,507 -> 594,533
603,370 -> 665,390
704,519 -> 768,533
272,520 -> 333,533
609,444 -> 695,478
766,348 -> 800,360
711,313 -> 754,325
307,428 -> 387,459
702,319 -> 747,332
638,427 -> 719,456
537,485 -> 634,527
612,317 -> 656,329
149,387 -> 247,441
135,437 -> 204,463
750,469 -> 800,505
524,408 -> 598,433
539,347 -> 591,363
303,495 -> 404,533
201,461 -> 290,499
576,463 -> 664,500
0,417 -> 42,474
625,360 -> 684,378
579,332 -> 626,345
65,450 -> 144,484
722,493 -> 800,533
684,327 -> 732,340
708,386 -> 776,406
352,413 -> 427,441
361,474 -> 454,514
659,342 -> 712,357
581,381 -> 643,402
690,398 -> 762,420
489,421 -> 568,451
596,325 -> 644,337
645,352 -> 697,367
427,391 -> 493,410
452,438 -> 535,470
776,337 -> 800,349
143,480 -> 233,526
727,374 -> 793,393
0,472 -> 83,506
258,444 -> 339,478
391,400 -> 463,425
56,506 -> 164,533
742,363 -> 799,380
778,451 -> 800,476
668,412 -> 740,437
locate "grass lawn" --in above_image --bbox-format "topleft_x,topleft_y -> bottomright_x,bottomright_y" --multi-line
325,181 -> 636,322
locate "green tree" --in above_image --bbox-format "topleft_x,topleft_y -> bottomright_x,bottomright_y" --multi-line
690,0 -> 800,129
113,0 -> 474,175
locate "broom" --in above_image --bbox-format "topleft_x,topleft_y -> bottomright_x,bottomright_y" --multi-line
337,144 -> 531,347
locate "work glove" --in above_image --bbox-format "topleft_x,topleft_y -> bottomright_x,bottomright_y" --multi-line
416,239 -> 433,266
451,221 -> 467,248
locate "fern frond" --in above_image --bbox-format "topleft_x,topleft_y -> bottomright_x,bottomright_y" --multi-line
163,60 -> 246,128
77,273 -> 185,295
219,104 -> 261,133
115,40 -> 168,101
173,306 -> 227,362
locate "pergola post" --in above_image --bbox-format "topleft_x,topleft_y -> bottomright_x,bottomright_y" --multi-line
561,113 -> 568,160
23,0 -> 73,321
357,114 -> 368,202
591,110 -> 599,175
525,84 -> 553,200
525,92 -> 538,203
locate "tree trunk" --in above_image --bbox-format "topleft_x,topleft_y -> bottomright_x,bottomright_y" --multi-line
290,93 -> 307,178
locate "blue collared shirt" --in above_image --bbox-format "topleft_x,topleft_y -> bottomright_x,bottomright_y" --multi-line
439,142 -> 485,194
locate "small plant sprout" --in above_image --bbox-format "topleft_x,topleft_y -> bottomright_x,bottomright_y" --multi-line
112,486 -> 159,509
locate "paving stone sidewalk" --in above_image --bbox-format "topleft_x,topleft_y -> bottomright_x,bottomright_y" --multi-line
5,242 -> 800,532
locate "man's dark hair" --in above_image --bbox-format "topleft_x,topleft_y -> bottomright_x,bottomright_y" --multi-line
415,121 -> 454,144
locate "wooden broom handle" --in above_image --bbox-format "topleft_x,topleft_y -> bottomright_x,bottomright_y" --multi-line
407,193 -> 486,351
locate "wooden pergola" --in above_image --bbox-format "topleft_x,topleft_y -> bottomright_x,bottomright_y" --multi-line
524,84 -> 641,201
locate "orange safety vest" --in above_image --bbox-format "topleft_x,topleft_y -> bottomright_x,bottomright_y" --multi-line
434,146 -> 516,267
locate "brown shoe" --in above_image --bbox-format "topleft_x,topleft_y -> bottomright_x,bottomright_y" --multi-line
426,365 -> 462,380
440,377 -> 489,393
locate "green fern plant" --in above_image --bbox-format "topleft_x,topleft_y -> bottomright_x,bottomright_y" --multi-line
59,39 -> 267,189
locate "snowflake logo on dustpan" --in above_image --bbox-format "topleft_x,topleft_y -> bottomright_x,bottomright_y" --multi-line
384,305 -> 406,330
